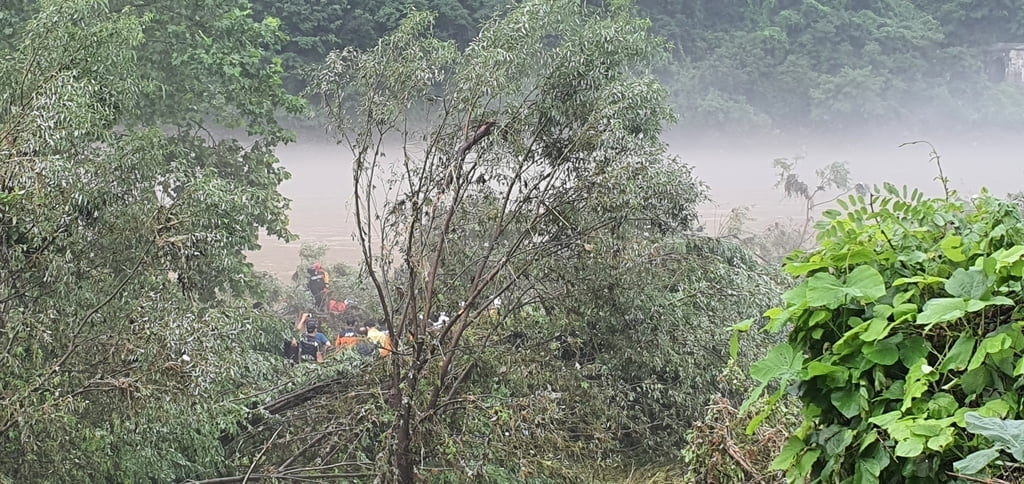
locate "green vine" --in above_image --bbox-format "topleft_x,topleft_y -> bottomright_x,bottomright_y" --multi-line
741,184 -> 1024,483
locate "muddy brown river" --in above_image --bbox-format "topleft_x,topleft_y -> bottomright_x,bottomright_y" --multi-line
246,131 -> 1024,279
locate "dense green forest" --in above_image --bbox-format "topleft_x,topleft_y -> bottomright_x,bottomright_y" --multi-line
4,0 -> 1024,483
252,0 -> 1024,133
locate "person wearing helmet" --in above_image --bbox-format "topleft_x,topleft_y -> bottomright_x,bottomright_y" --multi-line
306,263 -> 331,312
291,313 -> 331,362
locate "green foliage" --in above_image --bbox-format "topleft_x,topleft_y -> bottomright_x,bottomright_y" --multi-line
651,0 -> 1022,132
392,234 -> 786,478
954,412 -> 1024,475
743,185 -> 1024,483
250,0 -> 1024,131
0,0 -> 300,481
252,0 -> 508,93
307,0 -> 788,479
534,236 -> 785,454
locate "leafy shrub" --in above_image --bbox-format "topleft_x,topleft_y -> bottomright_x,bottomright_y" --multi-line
743,185 -> 1024,483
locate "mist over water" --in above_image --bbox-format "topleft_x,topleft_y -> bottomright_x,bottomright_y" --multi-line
247,129 -> 1024,278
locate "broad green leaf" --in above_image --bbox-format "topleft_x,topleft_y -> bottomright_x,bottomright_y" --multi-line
893,303 -> 918,321
831,247 -> 876,266
967,333 -> 1011,371
879,381 -> 905,400
805,361 -> 848,381
806,273 -> 846,308
994,245 -> 1024,268
916,298 -> 966,327
769,436 -> 805,471
854,443 -> 888,484
894,437 -> 924,457
871,304 -> 894,320
845,265 -> 886,302
926,428 -> 955,451
858,430 -> 880,453
912,417 -> 956,437
807,309 -> 831,327
902,358 -> 936,411
994,324 -> 1024,350
961,366 -> 991,395
898,335 -> 931,368
791,448 -> 820,480
786,262 -> 830,277
868,411 -> 901,428
782,284 -> 808,306
940,234 -> 966,262
886,420 -> 913,441
944,268 -> 992,299
981,256 -> 997,276
897,250 -> 929,264
823,427 -> 854,456
730,319 -> 754,332
831,389 -> 863,419
763,307 -> 790,331
893,290 -> 915,306
927,393 -> 960,419
805,266 -> 885,308
938,334 -> 975,372
833,319 -> 869,355
1014,356 -> 1024,377
965,296 -> 1014,312
859,317 -> 892,342
953,448 -> 1000,474
862,340 -> 899,365
977,399 -> 1012,419
750,343 -> 804,383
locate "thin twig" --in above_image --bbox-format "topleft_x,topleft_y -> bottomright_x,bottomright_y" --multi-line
945,472 -> 1011,484
243,425 -> 282,484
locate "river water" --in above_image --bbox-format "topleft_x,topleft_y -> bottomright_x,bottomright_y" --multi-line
246,130 -> 1024,279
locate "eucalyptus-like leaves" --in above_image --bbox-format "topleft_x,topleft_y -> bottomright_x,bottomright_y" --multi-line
0,1 -> 301,481
312,0 -> 711,480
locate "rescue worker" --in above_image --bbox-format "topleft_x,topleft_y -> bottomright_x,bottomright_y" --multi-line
290,313 -> 331,363
365,320 -> 392,357
306,263 -> 330,311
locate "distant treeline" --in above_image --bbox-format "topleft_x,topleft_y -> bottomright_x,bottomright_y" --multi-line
253,0 -> 1024,133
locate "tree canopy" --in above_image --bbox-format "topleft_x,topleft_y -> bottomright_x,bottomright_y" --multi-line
0,0 -> 302,480
8,0 -> 1024,482
254,0 -> 1024,133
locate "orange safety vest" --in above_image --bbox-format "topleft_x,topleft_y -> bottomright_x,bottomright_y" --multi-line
334,335 -> 360,349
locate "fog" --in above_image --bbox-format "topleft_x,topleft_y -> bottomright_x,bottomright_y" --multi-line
246,129 -> 1024,279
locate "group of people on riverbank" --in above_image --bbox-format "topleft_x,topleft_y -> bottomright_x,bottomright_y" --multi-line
283,262 -> 393,363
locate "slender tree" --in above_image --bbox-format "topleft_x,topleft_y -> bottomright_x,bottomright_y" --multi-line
312,0 -> 712,479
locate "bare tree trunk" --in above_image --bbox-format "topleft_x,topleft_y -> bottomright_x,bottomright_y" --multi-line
394,403 -> 415,483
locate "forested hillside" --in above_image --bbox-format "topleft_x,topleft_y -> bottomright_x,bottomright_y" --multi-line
5,0 -> 1024,483
253,0 -> 1024,133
